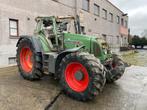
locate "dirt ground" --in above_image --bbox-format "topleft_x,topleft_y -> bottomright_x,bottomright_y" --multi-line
0,65 -> 147,110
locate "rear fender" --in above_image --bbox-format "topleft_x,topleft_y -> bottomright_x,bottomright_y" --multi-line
16,36 -> 42,53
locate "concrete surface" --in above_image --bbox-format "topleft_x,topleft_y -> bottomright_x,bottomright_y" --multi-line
0,66 -> 147,110
49,66 -> 147,110
1,50 -> 147,110
0,66 -> 60,110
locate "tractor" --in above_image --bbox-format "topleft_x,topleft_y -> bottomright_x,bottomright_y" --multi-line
16,16 -> 125,101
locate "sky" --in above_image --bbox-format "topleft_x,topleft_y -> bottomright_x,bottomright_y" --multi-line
110,0 -> 147,36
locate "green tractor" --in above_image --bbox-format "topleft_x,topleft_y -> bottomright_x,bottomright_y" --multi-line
16,16 -> 125,101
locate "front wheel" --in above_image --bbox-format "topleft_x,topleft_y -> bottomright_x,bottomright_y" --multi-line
58,52 -> 106,101
105,54 -> 125,83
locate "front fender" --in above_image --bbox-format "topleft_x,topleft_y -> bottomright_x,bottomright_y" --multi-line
60,45 -> 85,54
55,45 -> 85,75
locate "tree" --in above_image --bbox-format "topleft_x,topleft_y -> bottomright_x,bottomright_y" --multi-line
131,35 -> 147,48
131,35 -> 140,48
140,37 -> 147,48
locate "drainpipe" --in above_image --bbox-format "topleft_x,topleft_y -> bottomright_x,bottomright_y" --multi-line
75,0 -> 78,17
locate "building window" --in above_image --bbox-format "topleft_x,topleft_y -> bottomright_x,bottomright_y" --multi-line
94,4 -> 100,16
9,19 -> 19,37
82,0 -> 90,12
124,37 -> 127,46
117,36 -> 119,44
8,57 -> 16,64
109,13 -> 113,22
80,26 -> 86,34
125,20 -> 128,28
117,16 -> 120,24
121,18 -> 124,26
102,9 -> 107,20
52,0 -> 58,2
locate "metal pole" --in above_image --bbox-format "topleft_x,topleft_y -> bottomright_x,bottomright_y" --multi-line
75,0 -> 78,17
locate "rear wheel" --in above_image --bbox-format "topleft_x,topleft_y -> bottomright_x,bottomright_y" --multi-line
59,52 -> 106,101
105,55 -> 125,83
16,38 -> 44,80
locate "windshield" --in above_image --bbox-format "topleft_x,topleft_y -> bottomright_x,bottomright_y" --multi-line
56,17 -> 76,33
66,19 -> 76,33
57,16 -> 82,34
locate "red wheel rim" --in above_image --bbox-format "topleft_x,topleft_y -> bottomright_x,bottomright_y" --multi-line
20,47 -> 33,73
65,62 -> 89,92
112,63 -> 116,68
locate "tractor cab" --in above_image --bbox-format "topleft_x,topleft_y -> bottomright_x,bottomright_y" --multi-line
34,16 -> 82,52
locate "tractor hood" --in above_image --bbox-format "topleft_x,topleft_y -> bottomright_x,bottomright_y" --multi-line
63,32 -> 94,52
64,32 -> 95,40
63,32 -> 111,62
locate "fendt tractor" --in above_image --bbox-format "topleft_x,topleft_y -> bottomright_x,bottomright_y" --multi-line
16,16 -> 125,101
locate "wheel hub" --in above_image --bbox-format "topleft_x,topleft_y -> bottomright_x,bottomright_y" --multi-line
74,71 -> 84,81
65,62 -> 89,92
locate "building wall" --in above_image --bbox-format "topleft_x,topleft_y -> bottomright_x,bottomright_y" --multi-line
0,0 -> 128,67
77,0 -> 128,48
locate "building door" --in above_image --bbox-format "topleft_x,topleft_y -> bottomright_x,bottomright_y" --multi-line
120,35 -> 123,47
117,36 -> 120,45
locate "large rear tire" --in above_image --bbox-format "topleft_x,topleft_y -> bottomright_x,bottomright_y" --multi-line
58,52 -> 106,101
16,38 -> 44,80
105,55 -> 125,83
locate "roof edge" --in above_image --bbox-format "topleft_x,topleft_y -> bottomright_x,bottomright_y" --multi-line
106,0 -> 125,14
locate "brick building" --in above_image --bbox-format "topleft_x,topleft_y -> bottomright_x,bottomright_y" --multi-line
0,0 -> 128,66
